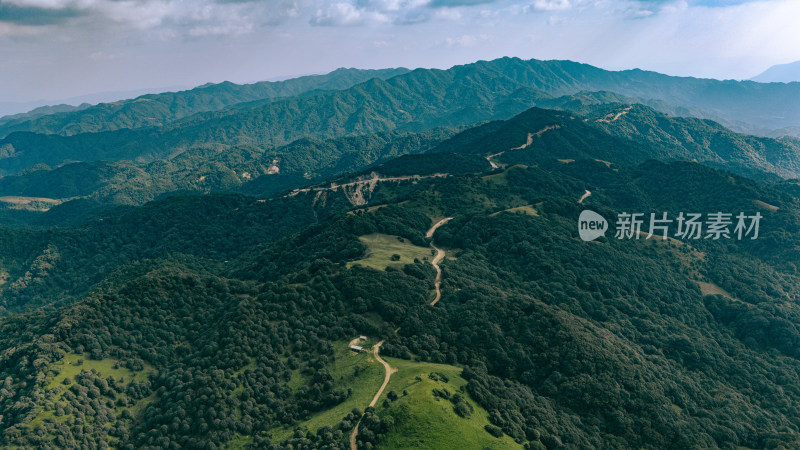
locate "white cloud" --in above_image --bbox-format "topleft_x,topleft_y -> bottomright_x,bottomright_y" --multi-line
658,0 -> 688,14
1,0 -> 798,103
530,0 -> 572,11
310,2 -> 389,26
1,0 -> 305,32
309,0 -> 443,26
4,0 -> 78,8
368,0 -> 432,12
97,0 -> 175,28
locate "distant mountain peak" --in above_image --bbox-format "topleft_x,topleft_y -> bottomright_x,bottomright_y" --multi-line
751,61 -> 800,83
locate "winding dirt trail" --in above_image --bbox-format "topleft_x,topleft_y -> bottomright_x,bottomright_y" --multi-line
578,190 -> 591,204
426,217 -> 453,306
368,341 -> 395,407
596,105 -> 633,123
486,153 -> 502,169
350,341 -> 396,450
286,173 -> 448,196
484,125 -> 561,168
349,218 -> 453,449
350,422 -> 359,450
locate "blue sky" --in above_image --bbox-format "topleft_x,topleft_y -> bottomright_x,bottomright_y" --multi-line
1,0 -> 799,106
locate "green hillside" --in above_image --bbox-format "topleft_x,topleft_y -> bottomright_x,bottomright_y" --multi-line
3,100 -> 800,218
4,57 -> 800,180
367,357 -> 523,450
0,127 -> 458,208
0,67 -> 410,138
5,56 -> 800,143
2,144 -> 800,447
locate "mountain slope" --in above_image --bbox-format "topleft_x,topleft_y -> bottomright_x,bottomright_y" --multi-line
0,128 -> 458,213
3,101 -> 800,219
154,56 -> 800,141
0,67 -> 409,138
431,104 -> 800,179
751,60 -> 800,83
5,56 -> 800,181
3,153 -> 800,448
0,103 -> 89,128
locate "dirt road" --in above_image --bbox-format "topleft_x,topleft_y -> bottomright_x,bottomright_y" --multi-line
368,341 -> 395,407
427,217 -> 453,306
287,173 -> 448,197
349,340 -> 395,450
350,218 -> 453,448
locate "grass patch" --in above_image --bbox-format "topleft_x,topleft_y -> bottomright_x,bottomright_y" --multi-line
347,234 -> 433,271
374,357 -> 523,449
286,364 -> 309,394
128,391 -> 158,418
29,353 -> 156,432
0,196 -> 66,211
268,339 -> 386,443
481,165 -> 529,185
696,281 -> 745,304
44,353 -> 152,392
263,347 -> 524,448
490,205 -> 538,217
482,171 -> 508,185
228,433 -> 253,449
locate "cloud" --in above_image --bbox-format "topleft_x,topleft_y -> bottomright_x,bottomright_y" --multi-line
310,2 -> 389,26
0,0 -> 501,36
428,0 -> 498,6
3,0 -> 77,7
310,0 -> 442,26
631,0 -> 759,7
0,3 -> 84,26
2,0 -> 797,106
0,0 -> 305,35
529,0 -> 572,11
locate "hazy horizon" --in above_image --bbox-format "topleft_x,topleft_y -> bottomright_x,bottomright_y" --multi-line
2,0 -> 799,109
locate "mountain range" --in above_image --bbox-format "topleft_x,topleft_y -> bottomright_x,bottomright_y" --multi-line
0,67 -> 409,137
2,57 -> 800,449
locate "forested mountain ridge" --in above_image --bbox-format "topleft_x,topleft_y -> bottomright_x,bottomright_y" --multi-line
0,67 -> 410,138
5,56 -> 800,142
0,68 -> 547,176
432,104 -> 800,179
4,56 -> 800,184
3,101 -> 800,231
0,103 -> 90,128
4,57 -> 800,449
0,127 -> 460,220
3,112 -> 800,447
